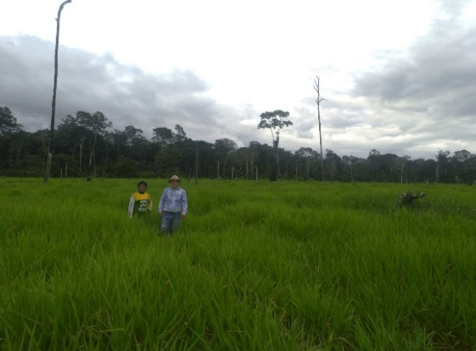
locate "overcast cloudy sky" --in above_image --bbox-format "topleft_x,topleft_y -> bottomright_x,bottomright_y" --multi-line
1,0 -> 475,159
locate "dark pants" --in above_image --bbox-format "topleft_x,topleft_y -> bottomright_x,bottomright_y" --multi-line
161,212 -> 181,235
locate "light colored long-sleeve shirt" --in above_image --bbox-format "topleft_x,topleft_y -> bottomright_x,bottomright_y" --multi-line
158,187 -> 188,215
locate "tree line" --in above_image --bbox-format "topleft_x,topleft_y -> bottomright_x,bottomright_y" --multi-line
1,106 -> 475,183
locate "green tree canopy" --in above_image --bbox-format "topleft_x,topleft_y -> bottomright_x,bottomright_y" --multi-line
0,106 -> 23,135
257,110 -> 292,181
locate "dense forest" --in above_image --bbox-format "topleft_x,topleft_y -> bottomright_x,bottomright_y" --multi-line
1,106 -> 475,183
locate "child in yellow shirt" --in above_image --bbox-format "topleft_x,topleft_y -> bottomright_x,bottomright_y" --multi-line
128,181 -> 153,218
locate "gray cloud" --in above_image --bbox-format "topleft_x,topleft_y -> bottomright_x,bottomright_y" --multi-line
2,14 -> 475,162
0,35 -> 230,143
435,0 -> 471,17
345,10 -> 476,158
352,19 -> 476,114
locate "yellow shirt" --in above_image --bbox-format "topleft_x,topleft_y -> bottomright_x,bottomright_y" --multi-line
128,192 -> 152,217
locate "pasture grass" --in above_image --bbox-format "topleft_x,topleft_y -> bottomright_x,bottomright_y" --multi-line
1,178 -> 476,350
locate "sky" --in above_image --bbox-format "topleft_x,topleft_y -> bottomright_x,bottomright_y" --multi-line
1,0 -> 475,160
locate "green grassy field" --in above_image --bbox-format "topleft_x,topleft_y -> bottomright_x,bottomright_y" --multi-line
1,178 -> 476,350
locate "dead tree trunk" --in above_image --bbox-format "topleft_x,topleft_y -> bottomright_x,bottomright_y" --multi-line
313,76 -> 326,181
45,0 -> 72,183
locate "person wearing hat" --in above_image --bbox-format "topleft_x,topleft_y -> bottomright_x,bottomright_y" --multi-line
158,175 -> 188,235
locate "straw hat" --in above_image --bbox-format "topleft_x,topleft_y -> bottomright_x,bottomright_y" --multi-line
168,175 -> 181,182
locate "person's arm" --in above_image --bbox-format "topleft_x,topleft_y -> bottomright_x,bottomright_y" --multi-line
181,190 -> 188,218
158,189 -> 166,215
128,195 -> 135,218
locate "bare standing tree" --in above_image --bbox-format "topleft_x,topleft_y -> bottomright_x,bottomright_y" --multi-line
45,0 -> 72,183
313,76 -> 326,181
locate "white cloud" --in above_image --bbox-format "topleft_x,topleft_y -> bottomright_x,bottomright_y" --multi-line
0,0 -> 475,159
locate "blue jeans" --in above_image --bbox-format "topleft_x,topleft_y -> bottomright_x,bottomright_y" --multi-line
161,212 -> 181,235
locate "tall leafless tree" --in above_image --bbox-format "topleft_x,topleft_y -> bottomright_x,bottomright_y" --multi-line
313,76 -> 326,181
45,0 -> 72,183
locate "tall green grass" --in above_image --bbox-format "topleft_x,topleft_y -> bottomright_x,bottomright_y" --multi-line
1,178 -> 475,350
